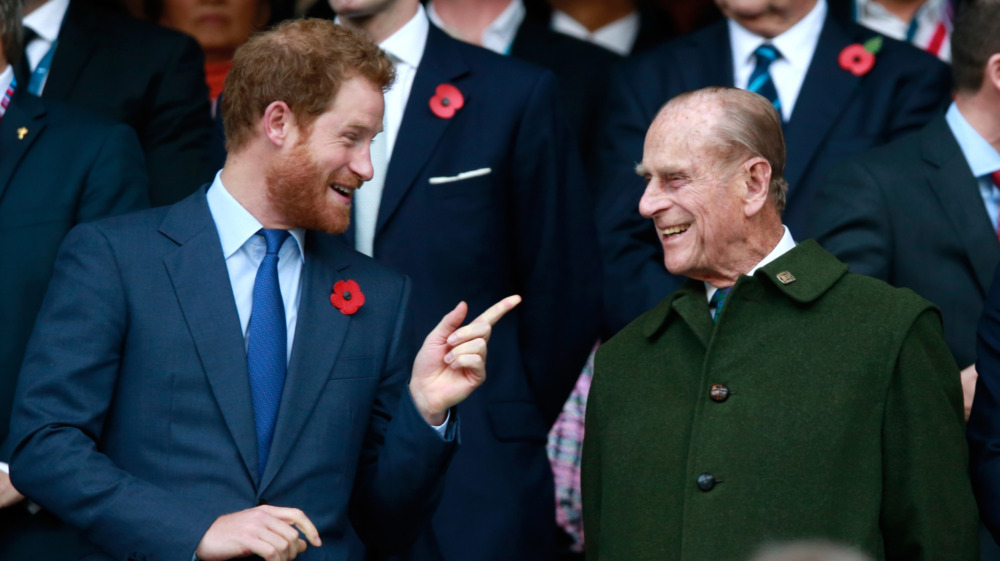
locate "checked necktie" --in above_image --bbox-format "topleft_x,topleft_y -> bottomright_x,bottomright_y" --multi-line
246,228 -> 290,477
748,44 -> 782,116
710,287 -> 732,323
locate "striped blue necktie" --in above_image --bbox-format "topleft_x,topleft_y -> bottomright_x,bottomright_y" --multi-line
247,228 -> 290,477
748,44 -> 782,116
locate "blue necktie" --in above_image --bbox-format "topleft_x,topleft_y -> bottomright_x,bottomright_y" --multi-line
710,287 -> 732,323
748,44 -> 782,116
247,229 -> 290,477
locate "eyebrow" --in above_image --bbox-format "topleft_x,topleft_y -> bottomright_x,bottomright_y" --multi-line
634,162 -> 647,177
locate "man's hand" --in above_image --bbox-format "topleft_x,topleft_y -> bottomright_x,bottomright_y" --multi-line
962,364 -> 978,422
0,470 -> 25,509
410,295 -> 522,425
195,505 -> 321,561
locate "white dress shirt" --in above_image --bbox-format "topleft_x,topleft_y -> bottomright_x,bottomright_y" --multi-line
705,226 -> 797,303
426,0 -> 525,55
728,0 -> 827,121
945,103 -> 1000,232
855,0 -> 951,61
22,0 -> 69,94
550,9 -> 639,56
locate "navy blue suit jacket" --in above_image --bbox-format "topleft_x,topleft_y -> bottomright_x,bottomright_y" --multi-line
9,190 -> 457,561
342,25 -> 602,561
0,90 -> 148,461
595,13 -> 951,334
969,263 -> 1000,544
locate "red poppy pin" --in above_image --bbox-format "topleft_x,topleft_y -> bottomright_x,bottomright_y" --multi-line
839,36 -> 883,77
331,279 -> 365,315
429,83 -> 465,119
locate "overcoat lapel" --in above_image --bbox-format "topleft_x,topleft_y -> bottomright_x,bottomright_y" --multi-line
783,14 -> 860,194
43,0 -> 99,101
260,233 -> 353,492
921,117 -> 1000,295
0,92 -> 46,203
160,192 -> 261,486
373,25 -> 470,236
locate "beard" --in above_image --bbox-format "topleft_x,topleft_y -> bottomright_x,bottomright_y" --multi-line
264,140 -> 361,235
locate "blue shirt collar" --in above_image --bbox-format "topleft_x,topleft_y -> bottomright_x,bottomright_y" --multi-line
946,102 -> 1000,178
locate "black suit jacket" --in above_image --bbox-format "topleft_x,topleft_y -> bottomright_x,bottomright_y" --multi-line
38,0 -> 213,206
595,12 -> 952,334
0,89 -> 148,561
811,115 -> 999,369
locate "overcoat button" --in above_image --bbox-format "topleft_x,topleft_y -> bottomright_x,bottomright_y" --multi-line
697,473 -> 717,492
710,384 -> 730,402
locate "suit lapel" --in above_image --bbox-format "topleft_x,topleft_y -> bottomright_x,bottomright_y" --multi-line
921,117 -> 1000,295
0,92 -> 46,203
259,233 -> 353,492
372,26 -> 470,237
783,14 -> 860,192
160,192 -> 261,486
43,0 -> 99,100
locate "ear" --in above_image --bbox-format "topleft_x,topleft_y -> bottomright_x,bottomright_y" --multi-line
742,157 -> 772,218
262,101 -> 297,148
987,53 -> 1000,96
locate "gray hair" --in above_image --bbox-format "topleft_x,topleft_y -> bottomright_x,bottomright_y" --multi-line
748,541 -> 873,561
662,86 -> 789,214
0,0 -> 23,68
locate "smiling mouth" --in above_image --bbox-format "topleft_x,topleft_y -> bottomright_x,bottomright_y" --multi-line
661,224 -> 690,237
331,184 -> 353,198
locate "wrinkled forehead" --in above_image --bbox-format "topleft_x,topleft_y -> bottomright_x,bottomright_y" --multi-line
644,99 -> 722,161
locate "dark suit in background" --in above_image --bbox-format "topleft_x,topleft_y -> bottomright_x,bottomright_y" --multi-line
344,25 -> 602,561
810,115 -> 1000,369
35,0 -> 213,205
595,10 -> 951,334
9,190 -> 456,561
0,89 -> 148,561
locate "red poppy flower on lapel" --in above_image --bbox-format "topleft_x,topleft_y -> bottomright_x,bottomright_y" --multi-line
331,280 -> 365,315
429,83 -> 464,119
839,36 -> 883,77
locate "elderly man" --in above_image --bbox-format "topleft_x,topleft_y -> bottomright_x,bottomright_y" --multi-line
9,19 -> 517,561
596,0 -> 952,336
581,87 -> 979,561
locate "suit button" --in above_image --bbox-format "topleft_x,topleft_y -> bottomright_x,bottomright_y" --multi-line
257,498 -> 268,506
709,384 -> 730,402
697,473 -> 717,492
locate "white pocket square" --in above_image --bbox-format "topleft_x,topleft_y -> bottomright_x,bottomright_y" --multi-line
428,168 -> 492,185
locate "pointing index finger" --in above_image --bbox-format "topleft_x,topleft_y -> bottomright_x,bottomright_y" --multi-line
473,295 -> 521,327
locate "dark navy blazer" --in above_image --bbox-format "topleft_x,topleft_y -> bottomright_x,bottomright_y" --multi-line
9,190 -> 457,561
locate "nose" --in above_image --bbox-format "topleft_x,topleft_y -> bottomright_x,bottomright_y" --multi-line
353,141 -> 376,182
638,179 -> 668,219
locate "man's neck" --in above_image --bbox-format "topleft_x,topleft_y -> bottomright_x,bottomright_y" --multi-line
548,0 -> 635,32
870,0 -> 926,22
24,0 -> 49,16
956,92 -> 1000,154
703,220 -> 786,288
219,153 -> 289,230
337,0 -> 419,44
431,0 -> 512,45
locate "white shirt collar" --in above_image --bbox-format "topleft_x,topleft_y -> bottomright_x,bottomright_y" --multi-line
426,0 -> 525,55
23,0 -> 70,43
205,171 -> 306,261
550,9 -> 639,56
705,226 -> 797,302
0,65 -> 13,96
946,103 -> 1000,179
729,0 -> 826,80
379,3 -> 430,69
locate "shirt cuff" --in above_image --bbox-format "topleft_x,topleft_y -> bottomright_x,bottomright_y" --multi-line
431,410 -> 450,438
0,462 -> 8,475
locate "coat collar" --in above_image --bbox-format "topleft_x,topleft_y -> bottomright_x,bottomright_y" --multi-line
0,91 -> 47,203
642,240 -> 848,341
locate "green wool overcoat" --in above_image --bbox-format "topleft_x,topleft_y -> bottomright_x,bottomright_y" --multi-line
582,240 -> 979,561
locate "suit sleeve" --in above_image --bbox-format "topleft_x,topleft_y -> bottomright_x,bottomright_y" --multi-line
880,307 -> 979,561
78,122 -> 150,221
8,223 -> 219,561
142,35 -> 214,207
594,62 -> 684,336
882,44 -> 951,142
968,263 -> 1000,542
510,71 -> 603,426
810,156 -> 892,281
350,276 -> 459,554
